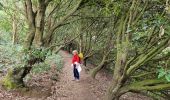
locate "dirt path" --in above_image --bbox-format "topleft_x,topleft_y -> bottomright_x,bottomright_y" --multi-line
0,50 -> 153,100
49,51 -> 152,100
0,50 -> 103,100
50,51 -> 97,100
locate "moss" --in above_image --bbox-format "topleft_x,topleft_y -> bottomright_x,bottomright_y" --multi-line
1,69 -> 18,89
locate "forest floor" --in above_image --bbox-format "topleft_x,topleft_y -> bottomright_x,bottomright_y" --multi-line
0,51 -> 153,100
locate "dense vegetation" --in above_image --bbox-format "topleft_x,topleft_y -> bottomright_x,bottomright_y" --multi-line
0,0 -> 170,100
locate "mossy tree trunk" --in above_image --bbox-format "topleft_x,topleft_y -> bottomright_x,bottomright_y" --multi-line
106,36 -> 170,100
90,31 -> 114,79
79,32 -> 83,53
106,23 -> 129,99
105,1 -> 170,99
12,14 -> 18,45
33,0 -> 48,48
105,1 -> 137,99
24,0 -> 36,49
90,52 -> 112,79
24,0 -> 52,49
83,53 -> 94,66
2,56 -> 44,89
13,1 -> 51,89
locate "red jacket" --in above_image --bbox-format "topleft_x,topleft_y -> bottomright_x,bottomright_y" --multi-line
72,54 -> 80,64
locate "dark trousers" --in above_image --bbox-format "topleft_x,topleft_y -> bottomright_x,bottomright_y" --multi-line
73,64 -> 79,80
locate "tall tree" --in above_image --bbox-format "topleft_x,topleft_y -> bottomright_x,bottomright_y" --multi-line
104,0 -> 170,99
24,0 -> 51,49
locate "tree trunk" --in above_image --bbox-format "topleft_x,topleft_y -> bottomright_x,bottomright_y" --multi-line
106,79 -> 122,100
3,0 -> 52,90
2,66 -> 32,89
24,0 -> 50,48
105,53 -> 128,100
90,55 -> 106,79
24,0 -> 36,49
106,73 -> 122,100
79,16 -> 84,53
12,17 -> 18,45
84,57 -> 89,66
2,52 -> 45,89
54,45 -> 64,54
106,41 -> 128,100
34,27 -> 43,47
79,32 -> 83,53
43,29 -> 54,47
2,70 -> 20,89
90,62 -> 105,79
33,0 -> 47,48
24,26 -> 36,49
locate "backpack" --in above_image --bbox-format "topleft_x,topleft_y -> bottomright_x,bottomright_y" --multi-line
78,52 -> 84,60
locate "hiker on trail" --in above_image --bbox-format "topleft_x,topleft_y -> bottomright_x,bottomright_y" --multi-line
72,50 -> 81,81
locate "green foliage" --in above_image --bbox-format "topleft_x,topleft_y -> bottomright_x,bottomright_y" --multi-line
46,54 -> 64,72
157,67 -> 170,82
31,63 -> 50,74
0,11 -> 12,43
30,48 -> 47,59
0,44 -> 24,69
31,54 -> 63,74
0,18 -> 11,32
158,67 -> 166,78
0,42 -> 63,74
22,48 -> 48,64
156,47 -> 170,82
0,0 -> 27,44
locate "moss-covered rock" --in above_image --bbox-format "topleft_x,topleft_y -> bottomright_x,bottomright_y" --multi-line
1,69 -> 18,89
1,68 -> 25,90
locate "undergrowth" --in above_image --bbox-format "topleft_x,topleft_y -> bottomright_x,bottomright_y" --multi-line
31,54 -> 63,74
0,43 -> 64,79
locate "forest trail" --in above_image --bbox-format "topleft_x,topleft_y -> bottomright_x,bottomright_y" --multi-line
0,50 -> 107,100
52,51 -> 97,100
0,50 -> 152,100
50,51 -> 152,100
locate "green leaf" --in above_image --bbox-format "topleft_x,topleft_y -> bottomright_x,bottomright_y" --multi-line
165,74 -> 170,82
158,72 -> 166,79
158,68 -> 166,79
